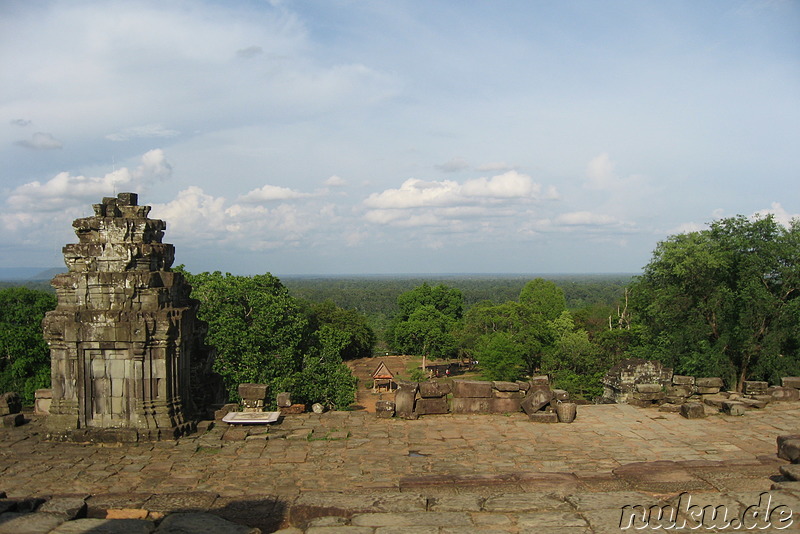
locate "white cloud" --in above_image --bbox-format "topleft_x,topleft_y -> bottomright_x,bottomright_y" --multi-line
16,132 -> 63,150
585,153 -> 616,190
105,124 -> 180,141
324,175 -> 347,187
5,149 -> 172,213
365,171 -> 545,210
752,202 -> 799,227
555,211 -> 621,226
477,162 -> 512,172
239,184 -> 311,203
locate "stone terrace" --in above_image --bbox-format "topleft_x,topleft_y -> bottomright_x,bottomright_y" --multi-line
2,403 -> 800,532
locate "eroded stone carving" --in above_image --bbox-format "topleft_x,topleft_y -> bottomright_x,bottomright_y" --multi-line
43,193 -> 214,440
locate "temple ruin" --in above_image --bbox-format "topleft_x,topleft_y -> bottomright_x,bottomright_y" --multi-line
42,193 -> 213,441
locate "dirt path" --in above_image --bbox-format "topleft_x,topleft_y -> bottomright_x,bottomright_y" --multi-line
345,355 -> 413,412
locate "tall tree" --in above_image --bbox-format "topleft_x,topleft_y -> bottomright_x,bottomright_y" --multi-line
630,215 -> 800,390
0,288 -> 56,403
390,283 -> 463,364
179,269 -> 357,408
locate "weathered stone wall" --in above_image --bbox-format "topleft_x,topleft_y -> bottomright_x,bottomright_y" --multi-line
42,193 -> 214,441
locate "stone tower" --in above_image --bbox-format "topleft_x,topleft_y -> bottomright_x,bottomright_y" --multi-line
43,193 -> 209,441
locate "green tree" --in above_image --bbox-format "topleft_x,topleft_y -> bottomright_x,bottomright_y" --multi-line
0,288 -> 57,403
630,215 -> 800,391
304,300 -> 376,360
519,278 -> 567,321
390,283 -> 463,360
475,331 -> 526,381
180,269 -> 357,408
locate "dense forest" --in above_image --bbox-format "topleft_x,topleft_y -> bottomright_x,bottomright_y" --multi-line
2,215 -> 799,405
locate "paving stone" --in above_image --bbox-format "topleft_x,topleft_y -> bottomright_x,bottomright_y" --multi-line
428,495 -> 482,512
516,511 -> 589,528
565,491 -> 659,511
155,512 -> 260,533
305,527 -> 373,534
38,496 -> 87,519
350,511 -> 473,527
0,512 -> 66,534
482,493 -> 570,512
143,491 -> 218,513
85,493 -> 153,518
49,518 -> 155,533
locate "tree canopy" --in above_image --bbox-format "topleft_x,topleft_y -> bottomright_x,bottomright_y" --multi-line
179,268 -> 362,409
389,283 -> 463,359
629,215 -> 800,390
0,287 -> 56,403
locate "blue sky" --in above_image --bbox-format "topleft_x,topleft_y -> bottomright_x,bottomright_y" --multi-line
1,0 -> 798,275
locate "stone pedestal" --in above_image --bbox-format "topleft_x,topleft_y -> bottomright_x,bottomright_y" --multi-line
42,193 -> 213,441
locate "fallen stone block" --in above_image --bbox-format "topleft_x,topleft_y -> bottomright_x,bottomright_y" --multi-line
394,383 -> 417,418
696,386 -> 721,395
722,401 -> 746,416
415,397 -> 449,415
488,398 -> 521,414
529,375 -> 549,385
280,404 -> 305,415
672,375 -> 695,386
739,397 -> 768,409
771,386 -> 800,402
529,411 -> 558,423
521,389 -> 553,415
702,394 -> 728,409
680,402 -> 705,419
664,396 -> 687,405
658,403 -> 682,413
238,383 -> 268,400
635,383 -> 662,393
375,400 -> 395,418
517,381 -> 531,392
631,391 -> 665,401
34,388 -> 52,415
311,403 -> 325,414
628,398 -> 654,408
0,391 -> 21,416
551,389 -> 569,401
450,397 -> 491,414
214,403 -> 239,421
743,381 -> 769,395
451,380 -> 493,398
696,377 -> 724,388
782,377 -> 800,389
276,392 -> 292,408
777,435 -> 800,463
1,413 -> 24,427
666,385 -> 693,397
491,381 -> 520,392
493,390 -> 524,399
780,464 -> 800,481
751,394 -> 773,403
418,381 -> 450,398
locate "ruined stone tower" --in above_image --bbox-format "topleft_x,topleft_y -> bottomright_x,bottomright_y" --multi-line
43,193 -> 209,440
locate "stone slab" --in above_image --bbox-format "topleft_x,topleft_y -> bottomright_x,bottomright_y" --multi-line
451,380 -> 493,398
781,377 -> 800,389
49,518 -> 155,534
672,375 -> 695,386
771,386 -> 800,402
0,512 -> 66,534
418,381 -> 451,398
449,398 -> 490,414
491,381 -> 520,392
415,397 -> 449,415
521,389 -> 553,415
222,412 -> 280,424
695,377 -> 724,388
156,512 -> 260,534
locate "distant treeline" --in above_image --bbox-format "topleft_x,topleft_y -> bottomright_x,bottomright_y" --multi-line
281,274 -> 636,316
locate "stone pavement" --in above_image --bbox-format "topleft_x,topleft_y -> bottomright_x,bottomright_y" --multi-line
2,403 -> 800,532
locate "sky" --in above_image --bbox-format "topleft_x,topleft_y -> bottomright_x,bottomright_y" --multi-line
1,0 -> 798,276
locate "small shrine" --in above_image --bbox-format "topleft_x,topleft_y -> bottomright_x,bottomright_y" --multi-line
371,361 -> 395,392
42,193 -> 214,441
